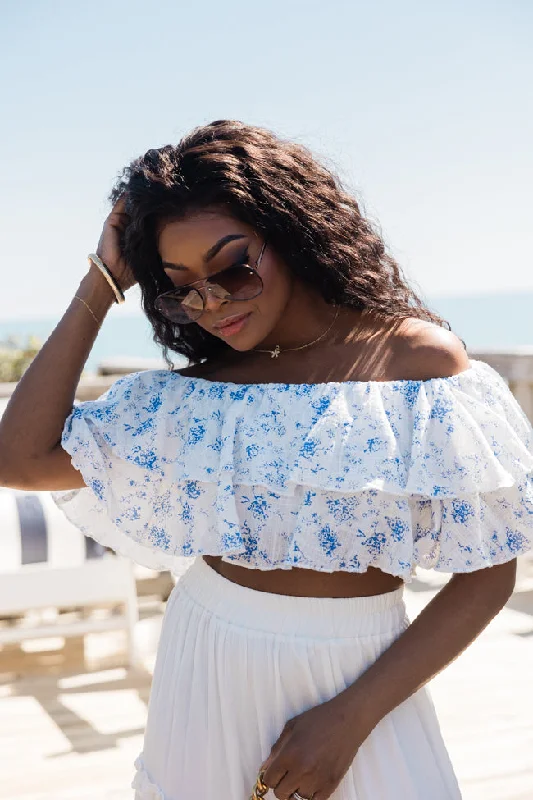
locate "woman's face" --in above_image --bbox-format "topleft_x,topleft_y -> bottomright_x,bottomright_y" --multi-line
157,209 -> 294,351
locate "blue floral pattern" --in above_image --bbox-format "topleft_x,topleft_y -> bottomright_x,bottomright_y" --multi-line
52,360 -> 533,580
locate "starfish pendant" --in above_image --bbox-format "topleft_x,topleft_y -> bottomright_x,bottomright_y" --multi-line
270,345 -> 281,358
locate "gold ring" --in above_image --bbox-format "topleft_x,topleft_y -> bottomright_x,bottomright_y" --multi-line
250,769 -> 269,799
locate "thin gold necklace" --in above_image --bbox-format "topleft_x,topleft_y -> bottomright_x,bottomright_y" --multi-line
254,307 -> 340,359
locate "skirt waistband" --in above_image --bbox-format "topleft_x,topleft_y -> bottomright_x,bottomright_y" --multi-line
176,557 -> 407,639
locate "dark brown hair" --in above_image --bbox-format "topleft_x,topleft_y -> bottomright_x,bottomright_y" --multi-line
111,119 -> 450,364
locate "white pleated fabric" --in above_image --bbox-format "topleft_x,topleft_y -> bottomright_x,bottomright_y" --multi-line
132,557 -> 462,799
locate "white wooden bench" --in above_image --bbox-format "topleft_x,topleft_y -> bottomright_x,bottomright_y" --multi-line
0,488 -> 139,667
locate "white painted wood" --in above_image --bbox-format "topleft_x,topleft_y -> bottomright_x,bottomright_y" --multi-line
0,615 -> 129,644
0,559 -> 134,613
0,557 -> 139,666
0,488 -> 22,570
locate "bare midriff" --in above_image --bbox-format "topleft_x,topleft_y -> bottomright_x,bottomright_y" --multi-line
202,555 -> 403,597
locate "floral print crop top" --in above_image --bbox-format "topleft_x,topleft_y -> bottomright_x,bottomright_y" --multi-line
52,359 -> 533,581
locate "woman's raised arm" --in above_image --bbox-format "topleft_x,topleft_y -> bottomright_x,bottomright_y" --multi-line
0,197 -> 135,491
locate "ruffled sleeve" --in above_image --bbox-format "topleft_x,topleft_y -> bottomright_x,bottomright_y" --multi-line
52,369 -> 196,573
401,361 -> 533,573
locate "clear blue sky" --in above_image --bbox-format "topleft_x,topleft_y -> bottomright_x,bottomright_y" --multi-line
1,0 -> 531,321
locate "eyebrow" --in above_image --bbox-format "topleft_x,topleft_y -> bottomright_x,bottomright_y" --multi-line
161,234 -> 247,271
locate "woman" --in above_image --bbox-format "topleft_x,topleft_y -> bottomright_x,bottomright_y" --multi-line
1,120 -> 531,800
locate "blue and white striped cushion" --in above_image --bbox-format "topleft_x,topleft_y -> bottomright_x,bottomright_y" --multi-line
0,488 -> 105,572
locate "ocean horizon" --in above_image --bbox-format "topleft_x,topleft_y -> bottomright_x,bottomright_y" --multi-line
1,291 -> 532,373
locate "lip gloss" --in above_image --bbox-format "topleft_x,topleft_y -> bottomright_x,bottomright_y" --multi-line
217,313 -> 251,337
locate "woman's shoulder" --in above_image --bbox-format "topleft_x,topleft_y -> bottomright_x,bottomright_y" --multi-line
384,318 -> 470,382
321,313 -> 471,385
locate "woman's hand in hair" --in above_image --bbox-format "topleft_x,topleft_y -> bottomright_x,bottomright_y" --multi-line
94,194 -> 137,292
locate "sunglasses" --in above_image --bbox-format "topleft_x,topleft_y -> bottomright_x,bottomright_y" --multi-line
154,241 -> 267,324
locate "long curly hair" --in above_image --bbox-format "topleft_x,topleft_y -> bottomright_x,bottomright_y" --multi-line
110,119 -> 450,365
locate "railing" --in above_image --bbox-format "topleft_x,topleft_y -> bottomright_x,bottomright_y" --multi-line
0,358 -> 169,402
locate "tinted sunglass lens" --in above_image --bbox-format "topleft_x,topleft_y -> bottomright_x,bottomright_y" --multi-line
155,290 -> 203,323
215,266 -> 263,299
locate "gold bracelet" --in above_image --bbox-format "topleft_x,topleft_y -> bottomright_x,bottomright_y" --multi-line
87,253 -> 126,304
74,295 -> 100,325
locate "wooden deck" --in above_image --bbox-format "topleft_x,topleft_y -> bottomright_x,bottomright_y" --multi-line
1,569 -> 533,800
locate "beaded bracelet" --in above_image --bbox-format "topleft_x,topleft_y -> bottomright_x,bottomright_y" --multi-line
87,253 -> 126,304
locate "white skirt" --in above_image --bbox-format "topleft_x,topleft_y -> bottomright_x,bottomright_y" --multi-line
133,557 -> 462,799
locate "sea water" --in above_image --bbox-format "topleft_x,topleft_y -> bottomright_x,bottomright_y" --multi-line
0,313 -> 167,373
